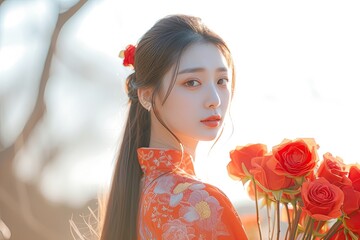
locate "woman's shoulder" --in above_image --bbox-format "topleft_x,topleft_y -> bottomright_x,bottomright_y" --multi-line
142,172 -> 232,205
140,172 -> 238,223
139,173 -> 248,239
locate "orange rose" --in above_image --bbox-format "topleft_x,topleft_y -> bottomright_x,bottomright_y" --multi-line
250,155 -> 294,191
317,152 -> 351,187
271,138 -> 318,178
227,143 -> 267,182
349,165 -> 360,191
301,177 -> 344,221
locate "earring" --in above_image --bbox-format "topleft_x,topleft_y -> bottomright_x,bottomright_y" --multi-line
147,104 -> 152,112
141,101 -> 151,112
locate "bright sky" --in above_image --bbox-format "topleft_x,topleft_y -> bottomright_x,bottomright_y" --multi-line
1,0 -> 360,207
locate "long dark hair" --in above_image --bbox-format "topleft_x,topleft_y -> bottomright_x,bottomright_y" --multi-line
99,14 -> 235,240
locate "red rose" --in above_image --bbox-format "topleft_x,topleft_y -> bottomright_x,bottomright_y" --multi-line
341,185 -> 360,215
349,165 -> 360,191
250,155 -> 294,191
270,138 -> 318,178
227,143 -> 267,182
122,44 -> 136,67
329,229 -> 353,240
346,209 -> 360,234
301,177 -> 344,221
317,152 -> 351,187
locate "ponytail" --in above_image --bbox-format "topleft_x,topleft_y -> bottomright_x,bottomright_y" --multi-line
100,73 -> 150,240
98,14 -> 235,240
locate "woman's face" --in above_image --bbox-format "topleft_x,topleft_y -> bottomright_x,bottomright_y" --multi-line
153,42 -> 232,147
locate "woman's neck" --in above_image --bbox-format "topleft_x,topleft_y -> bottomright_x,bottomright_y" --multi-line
149,138 -> 198,160
149,114 -> 199,160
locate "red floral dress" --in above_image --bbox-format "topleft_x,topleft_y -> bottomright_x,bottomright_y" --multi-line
137,148 -> 248,240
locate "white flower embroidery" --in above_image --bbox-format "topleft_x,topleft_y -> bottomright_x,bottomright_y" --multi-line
154,175 -> 175,194
162,219 -> 195,240
179,189 -> 223,231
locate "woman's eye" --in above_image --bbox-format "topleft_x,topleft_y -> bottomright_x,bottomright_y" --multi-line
184,80 -> 201,87
218,78 -> 229,86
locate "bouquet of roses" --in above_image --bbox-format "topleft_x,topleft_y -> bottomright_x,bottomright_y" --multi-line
227,138 -> 360,240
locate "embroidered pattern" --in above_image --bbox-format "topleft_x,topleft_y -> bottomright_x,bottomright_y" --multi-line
137,148 -> 248,240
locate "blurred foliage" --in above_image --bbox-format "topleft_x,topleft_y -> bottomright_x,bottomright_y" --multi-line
0,1 -> 106,239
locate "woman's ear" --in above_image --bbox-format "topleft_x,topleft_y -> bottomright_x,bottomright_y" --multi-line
137,88 -> 153,111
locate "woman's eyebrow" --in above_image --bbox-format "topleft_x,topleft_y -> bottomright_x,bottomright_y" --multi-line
178,67 -> 228,75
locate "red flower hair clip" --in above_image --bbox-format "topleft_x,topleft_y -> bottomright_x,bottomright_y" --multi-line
119,44 -> 136,68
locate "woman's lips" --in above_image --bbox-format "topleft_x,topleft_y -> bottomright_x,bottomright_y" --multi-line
200,115 -> 221,128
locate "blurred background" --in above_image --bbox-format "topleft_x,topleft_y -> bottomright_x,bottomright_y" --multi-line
1,0 -> 359,239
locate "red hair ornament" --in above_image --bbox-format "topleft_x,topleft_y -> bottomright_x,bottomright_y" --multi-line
119,44 -> 136,68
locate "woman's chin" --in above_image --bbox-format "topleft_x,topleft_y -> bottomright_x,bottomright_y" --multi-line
198,133 -> 221,142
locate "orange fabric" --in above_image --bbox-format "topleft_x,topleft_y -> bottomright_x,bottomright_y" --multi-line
137,148 -> 248,240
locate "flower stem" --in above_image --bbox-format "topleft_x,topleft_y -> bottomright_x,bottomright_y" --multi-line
267,195 -> 271,239
285,203 -> 291,240
276,200 -> 281,240
304,217 -> 314,240
312,220 -> 323,240
271,201 -> 276,240
322,220 -> 342,240
289,203 -> 302,240
252,179 -> 263,240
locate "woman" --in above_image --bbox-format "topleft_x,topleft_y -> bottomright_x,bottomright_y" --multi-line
100,14 -> 248,239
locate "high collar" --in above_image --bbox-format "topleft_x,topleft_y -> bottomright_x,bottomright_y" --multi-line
137,148 -> 196,179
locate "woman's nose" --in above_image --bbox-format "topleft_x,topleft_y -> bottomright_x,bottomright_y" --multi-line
206,84 -> 221,109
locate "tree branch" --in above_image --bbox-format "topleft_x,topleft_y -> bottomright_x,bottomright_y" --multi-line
0,0 -> 88,165
0,0 -> 88,239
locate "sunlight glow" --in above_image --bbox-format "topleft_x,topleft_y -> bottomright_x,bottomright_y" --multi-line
0,45 -> 26,72
57,0 -> 360,205
0,3 -> 27,29
2,0 -> 360,207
